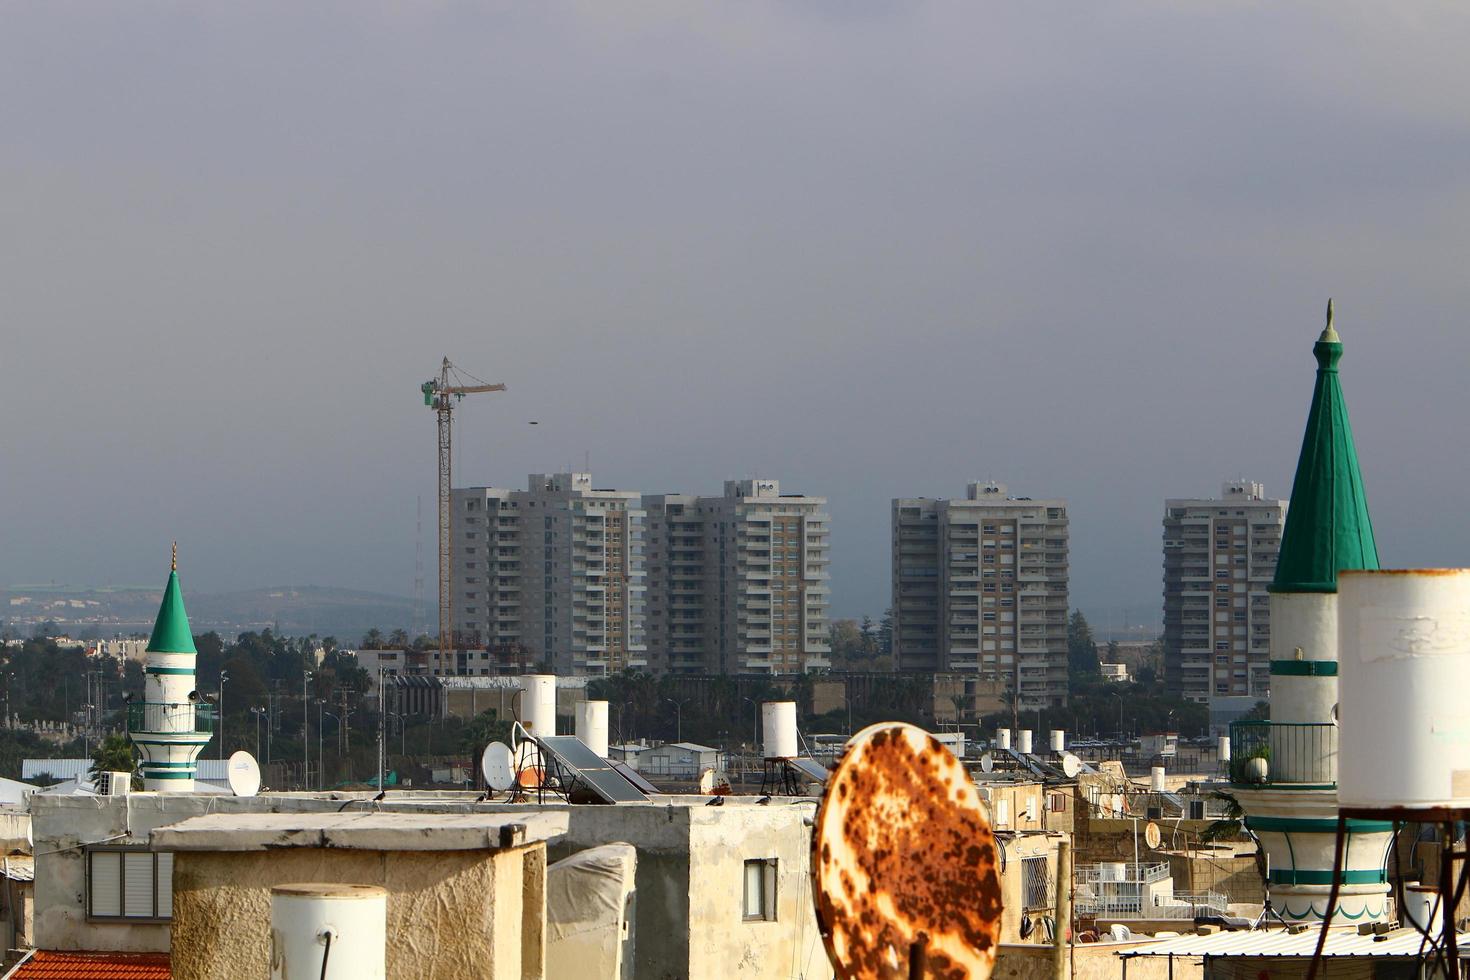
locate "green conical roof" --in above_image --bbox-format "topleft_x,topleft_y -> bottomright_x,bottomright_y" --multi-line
1270,302 -> 1379,593
146,558 -> 198,655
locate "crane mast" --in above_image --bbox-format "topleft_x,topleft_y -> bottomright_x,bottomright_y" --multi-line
421,358 -> 505,676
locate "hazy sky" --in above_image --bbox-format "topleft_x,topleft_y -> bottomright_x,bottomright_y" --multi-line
6,2 -> 1470,628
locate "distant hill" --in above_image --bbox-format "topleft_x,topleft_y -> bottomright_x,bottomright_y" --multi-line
3,584 -> 417,640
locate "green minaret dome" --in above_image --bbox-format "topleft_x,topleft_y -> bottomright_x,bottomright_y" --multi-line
146,545 -> 198,654
1270,300 -> 1379,593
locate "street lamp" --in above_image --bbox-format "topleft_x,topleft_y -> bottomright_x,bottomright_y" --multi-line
303,671 -> 313,791
218,671 -> 229,760
663,698 -> 685,744
316,699 -> 327,791
251,707 -> 268,763
1110,691 -> 1124,741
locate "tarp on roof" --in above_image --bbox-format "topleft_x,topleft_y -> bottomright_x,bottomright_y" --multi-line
547,843 -> 637,980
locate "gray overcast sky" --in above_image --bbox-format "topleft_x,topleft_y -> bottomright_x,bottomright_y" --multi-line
5,2 -> 1470,627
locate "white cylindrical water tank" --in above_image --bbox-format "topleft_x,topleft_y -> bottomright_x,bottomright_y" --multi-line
575,700 -> 609,758
1403,883 -> 1439,933
1017,730 -> 1033,755
1339,569 -> 1470,808
996,729 -> 1012,751
270,883 -> 386,980
1218,736 -> 1232,762
1151,767 -> 1166,792
519,674 -> 557,737
1050,730 -> 1066,753
762,702 -> 798,759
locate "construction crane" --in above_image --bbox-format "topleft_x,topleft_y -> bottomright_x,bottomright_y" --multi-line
421,358 -> 505,675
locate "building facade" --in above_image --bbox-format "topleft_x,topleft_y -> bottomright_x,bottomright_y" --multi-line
452,473 -> 648,675
645,480 -> 831,675
892,483 -> 1069,708
1162,480 -> 1286,703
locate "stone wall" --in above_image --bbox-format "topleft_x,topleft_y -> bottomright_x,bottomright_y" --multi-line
170,846 -> 541,980
992,941 -> 1199,980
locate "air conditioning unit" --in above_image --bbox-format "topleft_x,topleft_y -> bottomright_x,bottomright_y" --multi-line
97,771 -> 133,797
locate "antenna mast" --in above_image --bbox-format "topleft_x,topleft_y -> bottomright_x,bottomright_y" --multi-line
421,358 -> 506,676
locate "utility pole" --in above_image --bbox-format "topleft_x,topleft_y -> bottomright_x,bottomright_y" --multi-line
1052,839 -> 1071,980
316,699 -> 326,791
420,358 -> 505,676
377,666 -> 386,791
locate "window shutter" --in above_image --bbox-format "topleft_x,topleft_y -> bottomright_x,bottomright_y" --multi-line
156,853 -> 174,917
90,852 -> 121,917
123,852 -> 154,917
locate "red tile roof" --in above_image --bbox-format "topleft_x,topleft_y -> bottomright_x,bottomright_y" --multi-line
9,951 -> 171,979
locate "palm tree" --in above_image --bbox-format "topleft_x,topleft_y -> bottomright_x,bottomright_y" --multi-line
361,628 -> 384,650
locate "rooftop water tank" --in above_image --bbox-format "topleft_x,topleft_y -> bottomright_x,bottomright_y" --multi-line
762,701 -> 798,759
1050,730 -> 1066,753
1017,730 -> 1033,755
519,674 -> 557,738
1151,767 -> 1166,792
1217,736 -> 1231,763
996,729 -> 1012,750
1338,569 -> 1470,808
575,700 -> 609,759
270,883 -> 386,980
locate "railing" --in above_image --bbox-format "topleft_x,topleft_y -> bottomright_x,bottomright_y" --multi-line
127,702 -> 214,734
1229,720 -> 1337,786
1154,891 -> 1229,919
1074,863 -> 1171,917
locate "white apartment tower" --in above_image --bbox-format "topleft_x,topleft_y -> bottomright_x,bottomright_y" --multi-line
645,480 -> 831,674
1162,480 -> 1286,703
892,483 -> 1069,708
452,473 -> 647,675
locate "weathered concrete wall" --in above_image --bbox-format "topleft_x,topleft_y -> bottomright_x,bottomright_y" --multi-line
169,845 -> 539,980
687,805 -> 832,980
993,941 -> 1199,980
1166,850 -> 1264,906
996,833 -> 1064,945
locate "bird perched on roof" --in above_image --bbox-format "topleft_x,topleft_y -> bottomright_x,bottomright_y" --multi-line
705,796 -> 723,807
372,791 -> 387,802
756,795 -> 772,805
475,793 -> 489,804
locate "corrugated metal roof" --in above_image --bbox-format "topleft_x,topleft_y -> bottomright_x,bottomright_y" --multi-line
6,951 -> 171,979
1118,927 -> 1469,959
23,760 -> 229,782
0,858 -> 34,882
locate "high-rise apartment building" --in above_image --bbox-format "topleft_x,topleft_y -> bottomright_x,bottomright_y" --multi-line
892,483 -> 1069,708
645,480 -> 831,675
452,473 -> 647,675
1162,480 -> 1286,703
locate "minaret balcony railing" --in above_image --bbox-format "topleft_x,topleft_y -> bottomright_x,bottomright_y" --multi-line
127,702 -> 215,734
1229,720 -> 1336,788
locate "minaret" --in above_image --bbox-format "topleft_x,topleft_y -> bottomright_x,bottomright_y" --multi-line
1232,301 -> 1393,922
129,544 -> 211,792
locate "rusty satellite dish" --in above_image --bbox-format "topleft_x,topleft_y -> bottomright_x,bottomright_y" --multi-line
1144,821 -> 1162,849
812,722 -> 1002,979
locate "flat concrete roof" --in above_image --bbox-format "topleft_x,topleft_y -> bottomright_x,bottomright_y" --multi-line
150,810 -> 569,852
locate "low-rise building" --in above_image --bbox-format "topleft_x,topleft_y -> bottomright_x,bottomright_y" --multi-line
637,743 -> 723,780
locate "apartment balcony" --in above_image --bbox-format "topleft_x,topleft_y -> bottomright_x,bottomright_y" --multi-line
1229,720 -> 1337,788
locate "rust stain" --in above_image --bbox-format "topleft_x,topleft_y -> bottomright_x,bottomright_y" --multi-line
812,722 -> 1001,980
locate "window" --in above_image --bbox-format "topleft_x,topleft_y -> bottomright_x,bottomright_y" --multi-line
742,858 -> 777,921
88,849 -> 173,921
1021,856 -> 1052,911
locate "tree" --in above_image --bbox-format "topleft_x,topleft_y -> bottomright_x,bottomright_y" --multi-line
387,629 -> 410,649
89,734 -> 136,780
361,628 -> 383,650
1067,611 -> 1100,677
878,609 -> 893,658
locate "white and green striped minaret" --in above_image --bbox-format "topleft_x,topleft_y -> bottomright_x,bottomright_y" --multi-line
1231,303 -> 1393,923
128,544 -> 211,792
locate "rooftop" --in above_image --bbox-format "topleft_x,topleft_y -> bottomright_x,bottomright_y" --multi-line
8,952 -> 171,980
150,810 -> 569,852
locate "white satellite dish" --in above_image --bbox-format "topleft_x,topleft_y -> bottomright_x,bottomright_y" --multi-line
481,742 -> 515,792
1145,821 -> 1162,849
980,752 -> 995,773
227,750 -> 261,798
1061,753 -> 1081,779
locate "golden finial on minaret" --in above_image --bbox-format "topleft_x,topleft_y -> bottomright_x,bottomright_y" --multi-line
1319,297 -> 1340,343
171,541 -> 178,572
